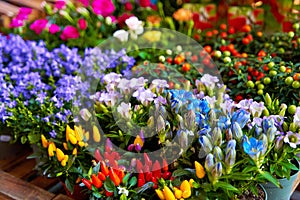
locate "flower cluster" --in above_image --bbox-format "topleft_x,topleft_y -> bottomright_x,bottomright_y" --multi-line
0,34 -> 135,144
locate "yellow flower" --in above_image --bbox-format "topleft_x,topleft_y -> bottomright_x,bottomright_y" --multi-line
66,125 -> 74,142
180,180 -> 191,198
195,161 -> 205,179
163,186 -> 176,200
72,148 -> 77,155
189,179 -> 195,188
61,159 -> 67,167
48,142 -> 56,157
41,134 -> 48,148
155,189 -> 165,200
143,31 -> 161,42
134,135 -> 144,148
174,187 -> 182,199
93,125 -> 101,142
68,133 -> 78,145
63,142 -> 68,150
56,148 -> 65,162
74,126 -> 83,141
84,131 -> 90,141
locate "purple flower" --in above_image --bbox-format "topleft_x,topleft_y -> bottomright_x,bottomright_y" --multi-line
49,130 -> 57,138
199,74 -> 219,90
129,77 -> 148,90
132,88 -> 156,106
284,131 -> 300,148
117,102 -> 131,118
249,101 -> 265,117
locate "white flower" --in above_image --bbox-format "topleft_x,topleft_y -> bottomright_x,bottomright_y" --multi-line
117,102 -> 131,119
113,30 -> 129,42
105,16 -> 113,25
249,101 -> 265,118
294,107 -> 300,128
117,186 -> 129,197
125,16 -> 144,39
125,16 -> 143,32
159,55 -> 165,62
166,49 -> 172,55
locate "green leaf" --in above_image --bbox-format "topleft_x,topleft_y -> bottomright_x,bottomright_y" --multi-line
260,171 -> 281,188
65,178 -> 74,194
172,169 -> 193,177
104,178 -> 115,193
129,176 -> 137,188
21,136 -> 27,144
120,194 -> 127,200
214,181 -> 239,192
122,173 -> 131,185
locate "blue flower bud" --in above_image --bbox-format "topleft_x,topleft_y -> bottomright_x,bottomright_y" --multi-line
199,135 -> 213,153
177,129 -> 188,150
157,115 -> 165,133
213,146 -> 223,161
225,148 -> 236,168
205,153 -> 214,171
266,127 -> 277,143
211,162 -> 223,178
231,122 -> 243,140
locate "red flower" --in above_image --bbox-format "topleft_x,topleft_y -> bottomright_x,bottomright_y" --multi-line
282,21 -> 293,32
117,13 -> 134,28
60,26 -> 80,40
78,18 -> 88,30
192,13 -> 213,30
124,2 -> 133,11
30,19 -> 48,34
140,0 -> 151,7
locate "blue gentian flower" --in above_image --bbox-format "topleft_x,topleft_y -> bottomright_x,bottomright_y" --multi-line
243,136 -> 265,164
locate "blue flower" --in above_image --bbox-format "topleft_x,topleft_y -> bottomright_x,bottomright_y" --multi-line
231,109 -> 250,128
243,136 -> 265,163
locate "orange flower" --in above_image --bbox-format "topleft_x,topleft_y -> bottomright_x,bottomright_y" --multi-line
147,15 -> 162,26
173,8 -> 192,22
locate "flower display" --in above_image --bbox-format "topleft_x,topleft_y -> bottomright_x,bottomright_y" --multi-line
1,1 -> 300,200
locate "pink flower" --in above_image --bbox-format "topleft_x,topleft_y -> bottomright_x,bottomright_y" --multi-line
49,24 -> 60,34
54,0 -> 66,10
16,7 -> 32,20
60,26 -> 80,40
139,0 -> 151,7
9,18 -> 24,28
92,0 -> 115,17
78,0 -> 89,7
29,19 -> 48,34
78,18 -> 88,30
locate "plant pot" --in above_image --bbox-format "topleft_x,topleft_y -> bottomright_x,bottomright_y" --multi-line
0,133 -> 30,160
238,184 -> 267,200
62,182 -> 89,200
261,159 -> 300,200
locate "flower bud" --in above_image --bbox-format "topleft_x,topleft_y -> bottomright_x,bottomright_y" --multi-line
266,127 -> 277,143
147,116 -> 155,128
212,127 -> 222,146
205,153 -> 214,171
279,103 -> 287,117
213,146 -> 223,161
211,162 -> 222,179
275,135 -> 284,151
157,115 -> 165,133
199,135 -> 213,154
265,93 -> 272,108
231,122 -> 243,140
184,110 -> 196,130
